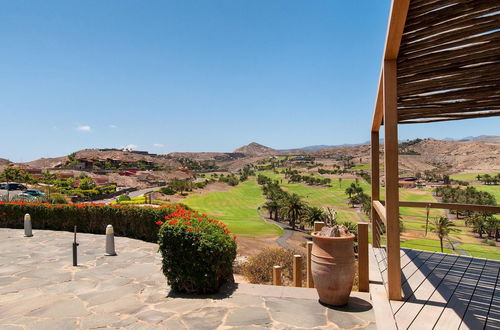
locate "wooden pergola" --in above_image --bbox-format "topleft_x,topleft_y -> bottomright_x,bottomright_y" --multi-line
371,0 -> 500,300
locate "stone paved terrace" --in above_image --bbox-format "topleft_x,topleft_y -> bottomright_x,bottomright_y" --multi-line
0,229 -> 376,329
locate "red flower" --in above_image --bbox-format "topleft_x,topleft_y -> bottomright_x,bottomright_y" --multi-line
233,235 -> 237,240
196,228 -> 200,232
168,220 -> 178,225
187,228 -> 193,232
185,222 -> 192,226
2,212 -> 6,216
155,221 -> 163,226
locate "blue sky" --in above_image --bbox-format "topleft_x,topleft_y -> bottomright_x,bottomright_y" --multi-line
1,1 -> 498,162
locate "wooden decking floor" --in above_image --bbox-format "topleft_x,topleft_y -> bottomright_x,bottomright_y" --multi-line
373,247 -> 500,330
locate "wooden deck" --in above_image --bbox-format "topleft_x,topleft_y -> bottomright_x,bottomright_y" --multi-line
372,247 -> 500,330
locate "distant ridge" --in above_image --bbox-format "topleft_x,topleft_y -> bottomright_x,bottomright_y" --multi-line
234,142 -> 277,156
280,142 -> 369,152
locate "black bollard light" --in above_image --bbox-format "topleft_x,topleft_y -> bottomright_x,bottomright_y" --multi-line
73,225 -> 79,266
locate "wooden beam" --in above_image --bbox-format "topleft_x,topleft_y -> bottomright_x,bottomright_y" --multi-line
397,201 -> 500,213
358,223 -> 369,293
306,242 -> 314,288
373,201 -> 387,226
371,73 -> 384,132
293,255 -> 302,287
372,0 -> 410,132
384,0 -> 411,60
273,266 -> 282,286
383,59 -> 401,301
371,131 -> 381,248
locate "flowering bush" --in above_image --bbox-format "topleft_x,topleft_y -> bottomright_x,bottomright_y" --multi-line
158,206 -> 237,294
0,201 -> 181,242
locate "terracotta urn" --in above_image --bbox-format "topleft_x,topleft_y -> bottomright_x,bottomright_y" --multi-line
311,232 -> 355,306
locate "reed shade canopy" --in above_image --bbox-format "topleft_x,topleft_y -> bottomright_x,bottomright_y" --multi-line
375,0 -> 500,125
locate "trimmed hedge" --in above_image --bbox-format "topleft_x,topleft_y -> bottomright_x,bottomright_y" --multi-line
0,201 -> 182,242
158,206 -> 237,294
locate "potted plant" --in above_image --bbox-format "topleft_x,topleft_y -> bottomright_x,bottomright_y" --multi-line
311,209 -> 355,306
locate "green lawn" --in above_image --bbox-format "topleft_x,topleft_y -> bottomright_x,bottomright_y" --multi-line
182,180 -> 283,236
474,184 -> 500,202
450,172 -> 498,182
401,238 -> 454,254
459,243 -> 500,260
280,178 -> 370,222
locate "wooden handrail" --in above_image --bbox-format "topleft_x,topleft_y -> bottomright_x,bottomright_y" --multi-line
377,200 -> 500,213
373,201 -> 387,225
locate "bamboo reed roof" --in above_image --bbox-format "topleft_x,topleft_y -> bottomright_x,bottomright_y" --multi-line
373,0 -> 500,127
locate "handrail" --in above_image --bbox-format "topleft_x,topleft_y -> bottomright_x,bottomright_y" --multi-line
377,200 -> 500,213
373,200 -> 387,225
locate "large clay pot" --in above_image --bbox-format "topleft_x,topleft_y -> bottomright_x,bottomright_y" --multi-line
311,232 -> 355,306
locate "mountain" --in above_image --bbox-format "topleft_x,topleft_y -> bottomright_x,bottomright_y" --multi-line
0,158 -> 10,165
280,141 -> 370,152
234,142 -> 277,156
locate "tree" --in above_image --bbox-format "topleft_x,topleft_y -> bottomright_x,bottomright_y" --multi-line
430,216 -> 458,252
263,200 -> 280,221
305,206 -> 324,226
281,193 -> 306,230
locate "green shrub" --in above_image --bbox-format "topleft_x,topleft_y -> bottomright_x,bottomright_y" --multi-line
159,186 -> 176,195
116,194 -> 131,202
0,201 -> 181,242
49,193 -> 67,204
158,207 -> 237,294
241,247 -> 297,284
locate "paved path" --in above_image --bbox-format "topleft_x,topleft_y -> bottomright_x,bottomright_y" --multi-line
257,208 -> 294,250
0,229 -> 376,329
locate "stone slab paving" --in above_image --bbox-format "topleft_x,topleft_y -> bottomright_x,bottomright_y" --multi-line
0,229 -> 376,329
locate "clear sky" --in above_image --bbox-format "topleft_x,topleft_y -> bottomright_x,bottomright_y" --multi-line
1,1 -> 498,162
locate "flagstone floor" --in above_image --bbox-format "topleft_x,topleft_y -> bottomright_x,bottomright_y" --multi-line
0,229 -> 376,329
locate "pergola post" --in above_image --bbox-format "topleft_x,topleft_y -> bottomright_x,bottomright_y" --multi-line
371,130 -> 381,248
383,59 -> 401,301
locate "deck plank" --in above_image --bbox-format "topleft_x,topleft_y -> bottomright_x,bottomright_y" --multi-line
391,252 -> 446,312
395,254 -> 459,329
459,260 -> 500,329
434,258 -> 487,330
407,256 -> 473,330
485,280 -> 500,330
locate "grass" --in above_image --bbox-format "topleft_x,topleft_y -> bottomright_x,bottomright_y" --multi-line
280,178 -> 370,222
459,243 -> 500,260
450,172 -> 499,182
474,184 -> 500,202
401,238 -> 454,254
182,180 -> 283,236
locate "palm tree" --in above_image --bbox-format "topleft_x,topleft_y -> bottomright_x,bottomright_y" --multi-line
345,183 -> 357,198
430,216 -> 458,252
281,193 -> 305,230
305,206 -> 324,226
263,200 -> 280,221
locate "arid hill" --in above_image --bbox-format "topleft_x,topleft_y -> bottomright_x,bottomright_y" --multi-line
234,142 -> 277,156
24,149 -> 180,169
311,138 -> 500,175
5,137 -> 500,178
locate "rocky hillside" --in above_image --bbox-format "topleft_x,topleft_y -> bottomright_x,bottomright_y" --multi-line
234,142 -> 277,156
312,138 -> 500,174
